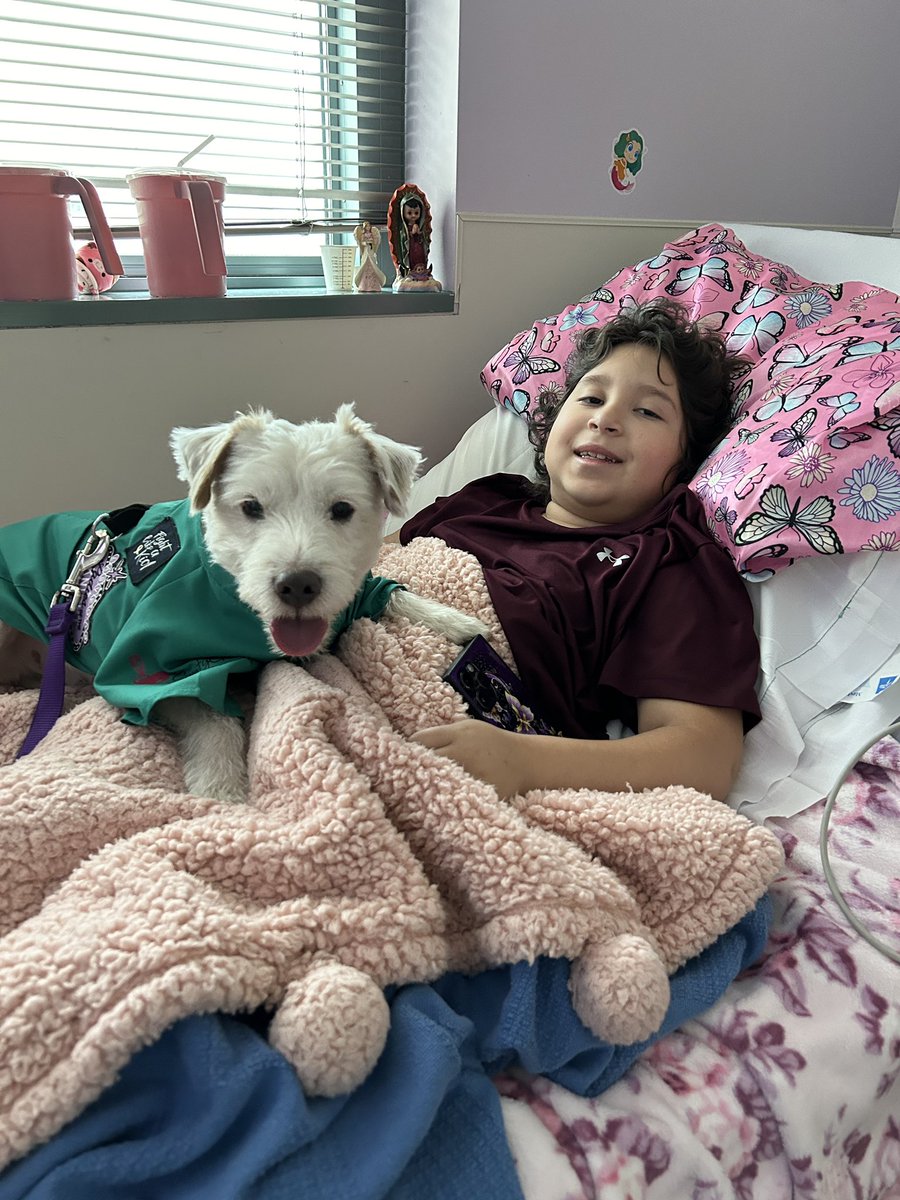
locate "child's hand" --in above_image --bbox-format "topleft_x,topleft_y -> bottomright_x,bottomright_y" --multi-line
411,719 -> 529,798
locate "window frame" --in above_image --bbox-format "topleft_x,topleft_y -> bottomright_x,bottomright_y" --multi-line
0,0 -> 411,305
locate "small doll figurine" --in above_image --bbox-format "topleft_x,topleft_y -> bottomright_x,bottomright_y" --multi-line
75,240 -> 121,295
352,221 -> 387,293
386,183 -> 441,292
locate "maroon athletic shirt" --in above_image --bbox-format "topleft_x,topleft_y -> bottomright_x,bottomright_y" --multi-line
400,474 -> 761,740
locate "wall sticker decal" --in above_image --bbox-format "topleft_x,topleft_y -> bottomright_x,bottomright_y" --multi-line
610,129 -> 645,193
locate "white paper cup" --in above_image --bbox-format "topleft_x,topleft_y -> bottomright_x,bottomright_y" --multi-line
320,245 -> 356,292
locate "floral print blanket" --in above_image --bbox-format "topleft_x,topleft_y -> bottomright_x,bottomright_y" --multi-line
496,734 -> 900,1199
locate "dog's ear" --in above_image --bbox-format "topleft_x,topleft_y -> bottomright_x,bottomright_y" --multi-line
170,410 -> 273,511
170,422 -> 236,511
335,403 -> 424,516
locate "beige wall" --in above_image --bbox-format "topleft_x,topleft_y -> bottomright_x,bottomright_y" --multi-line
0,216 -> 689,523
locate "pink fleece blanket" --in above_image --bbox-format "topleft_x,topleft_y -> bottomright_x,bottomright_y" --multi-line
0,540 -> 783,1170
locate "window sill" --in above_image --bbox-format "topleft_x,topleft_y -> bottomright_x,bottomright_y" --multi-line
0,287 -> 456,330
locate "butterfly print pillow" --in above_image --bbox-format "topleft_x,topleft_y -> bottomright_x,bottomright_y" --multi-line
480,223 -> 900,575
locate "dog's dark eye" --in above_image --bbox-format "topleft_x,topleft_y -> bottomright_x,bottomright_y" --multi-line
330,501 -> 355,522
241,498 -> 264,520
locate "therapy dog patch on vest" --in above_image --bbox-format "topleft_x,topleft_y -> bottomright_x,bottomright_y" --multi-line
71,550 -> 127,652
126,518 -> 181,585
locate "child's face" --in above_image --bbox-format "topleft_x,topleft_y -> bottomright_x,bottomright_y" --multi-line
543,343 -> 685,528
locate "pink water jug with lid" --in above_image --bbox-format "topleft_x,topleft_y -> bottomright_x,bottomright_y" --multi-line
126,168 -> 228,299
0,165 -> 124,301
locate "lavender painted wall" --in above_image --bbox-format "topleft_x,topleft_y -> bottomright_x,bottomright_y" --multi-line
456,0 -> 900,230
406,0 -> 459,287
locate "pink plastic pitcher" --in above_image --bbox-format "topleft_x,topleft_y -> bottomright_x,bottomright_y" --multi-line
0,165 -> 124,301
126,169 -> 228,299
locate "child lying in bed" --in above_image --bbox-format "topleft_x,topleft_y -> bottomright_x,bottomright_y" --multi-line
396,299 -> 760,802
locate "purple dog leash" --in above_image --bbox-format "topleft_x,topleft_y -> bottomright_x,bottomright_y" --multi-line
16,515 -> 112,758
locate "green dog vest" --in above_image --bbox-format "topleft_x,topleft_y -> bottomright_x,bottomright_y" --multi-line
0,500 -> 400,726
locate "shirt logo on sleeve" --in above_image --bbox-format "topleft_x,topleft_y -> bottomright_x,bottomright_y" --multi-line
126,518 -> 181,584
596,547 -> 631,568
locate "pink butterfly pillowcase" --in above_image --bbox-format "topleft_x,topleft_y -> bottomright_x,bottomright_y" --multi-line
480,223 -> 900,575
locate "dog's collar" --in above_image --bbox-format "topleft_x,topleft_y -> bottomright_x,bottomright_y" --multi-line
104,503 -> 150,538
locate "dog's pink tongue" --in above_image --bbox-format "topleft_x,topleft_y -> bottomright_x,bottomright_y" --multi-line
270,616 -> 329,657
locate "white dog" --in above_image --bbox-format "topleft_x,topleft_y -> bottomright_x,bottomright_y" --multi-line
0,405 -> 485,802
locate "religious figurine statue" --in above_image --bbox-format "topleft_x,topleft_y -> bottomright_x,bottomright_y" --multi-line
352,221 -> 386,293
386,183 -> 442,292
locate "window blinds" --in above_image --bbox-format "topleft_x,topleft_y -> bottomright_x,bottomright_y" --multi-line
0,0 -> 406,233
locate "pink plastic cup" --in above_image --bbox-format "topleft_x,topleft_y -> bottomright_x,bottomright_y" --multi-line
126,168 -> 228,299
0,164 -> 124,302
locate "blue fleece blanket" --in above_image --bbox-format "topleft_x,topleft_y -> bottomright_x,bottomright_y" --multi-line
0,898 -> 769,1200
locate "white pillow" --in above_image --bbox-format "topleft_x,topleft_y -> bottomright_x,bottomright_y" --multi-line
385,406 -> 536,535
729,222 -> 900,292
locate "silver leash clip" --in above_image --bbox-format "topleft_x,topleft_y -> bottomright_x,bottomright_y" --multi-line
52,514 -> 112,612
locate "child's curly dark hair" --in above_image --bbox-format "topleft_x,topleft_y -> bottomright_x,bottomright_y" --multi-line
527,298 -> 748,498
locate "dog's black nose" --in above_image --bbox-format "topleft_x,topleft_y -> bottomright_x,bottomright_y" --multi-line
274,570 -> 322,609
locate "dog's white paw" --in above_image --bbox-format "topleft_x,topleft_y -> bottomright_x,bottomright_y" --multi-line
184,764 -> 249,805
386,590 -> 489,645
155,697 -> 248,804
